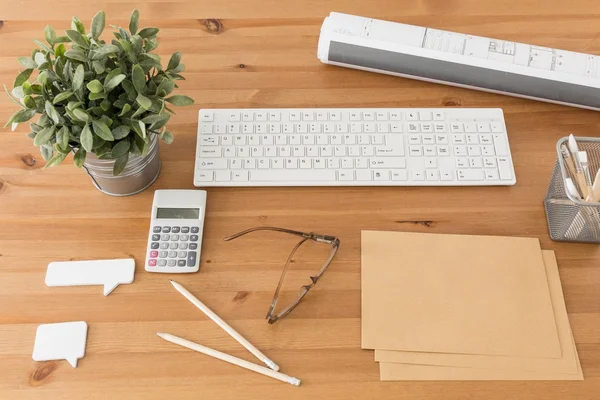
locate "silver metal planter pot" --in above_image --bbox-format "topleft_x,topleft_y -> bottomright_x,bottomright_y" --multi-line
81,133 -> 161,196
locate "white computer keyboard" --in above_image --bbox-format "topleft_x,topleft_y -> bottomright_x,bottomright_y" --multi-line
194,108 -> 516,187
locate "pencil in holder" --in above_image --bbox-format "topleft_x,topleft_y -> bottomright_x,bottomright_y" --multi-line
544,136 -> 600,243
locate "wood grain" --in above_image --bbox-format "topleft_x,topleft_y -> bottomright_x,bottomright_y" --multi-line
1,1 -> 600,399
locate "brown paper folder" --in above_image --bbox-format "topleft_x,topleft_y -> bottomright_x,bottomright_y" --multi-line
375,251 -> 582,377
361,231 -> 561,358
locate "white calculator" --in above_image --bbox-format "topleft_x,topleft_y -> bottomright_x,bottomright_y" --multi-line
145,190 -> 207,273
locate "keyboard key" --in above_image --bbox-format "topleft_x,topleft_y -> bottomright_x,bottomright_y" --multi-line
349,111 -> 361,121
390,111 -> 402,120
464,122 -> 477,133
426,170 -> 439,181
422,134 -> 435,145
330,111 -> 341,121
196,171 -> 214,182
269,112 -> 281,121
148,259 -> 157,267
200,137 -> 218,146
228,112 -> 240,121
168,260 -> 177,267
171,227 -> 180,233
407,123 -> 419,133
153,226 -> 162,233
452,134 -> 466,144
485,169 -> 500,180
456,158 -> 468,168
409,146 -> 423,156
498,157 -> 513,180
437,146 -> 450,156
289,111 -> 300,121
177,260 -> 186,267
256,112 -> 268,121
376,146 -> 404,156
419,111 -> 432,121
425,159 -> 437,169
181,234 -> 189,241
373,170 -> 389,181
406,111 -> 418,120
200,148 -> 222,158
363,112 -> 375,121
376,123 -> 389,133
481,145 -> 494,156
272,158 -> 284,169
151,242 -> 159,249
316,111 -> 328,121
233,170 -> 249,181
200,111 -> 213,122
169,251 -> 177,258
152,234 -> 161,241
467,146 -> 481,156
341,158 -> 354,169
181,227 -> 190,233
493,134 -> 509,156
457,169 -> 484,181
314,158 -> 326,169
214,124 -> 226,134
251,170 -> 336,181
491,122 -> 504,133
408,135 -> 421,145
434,123 -> 446,133
149,250 -> 158,258
338,171 -> 354,181
440,170 -> 454,181
435,134 -> 448,145
412,170 -> 425,181
356,158 -> 368,169
190,233 -> 199,240
179,243 -> 188,250
424,145 -> 436,157
169,243 -> 178,250
159,251 -> 168,258
356,170 -> 372,181
158,259 -> 167,267
162,227 -> 171,233
228,124 -> 240,134
477,123 -> 490,133
189,243 -> 198,250
390,123 -> 403,133
160,243 -> 169,250
466,134 -> 479,144
433,111 -> 444,121
376,112 -> 388,120
361,146 -> 375,156
370,158 -> 407,169
241,111 -> 253,122
469,157 -> 483,168
454,145 -> 468,156
215,171 -> 231,181
484,157 -> 497,168
450,123 -> 463,133
391,170 -> 408,181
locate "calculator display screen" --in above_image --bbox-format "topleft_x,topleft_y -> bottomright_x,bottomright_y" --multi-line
156,208 -> 200,219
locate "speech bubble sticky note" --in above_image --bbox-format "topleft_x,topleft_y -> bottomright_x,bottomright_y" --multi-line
45,258 -> 135,296
32,321 -> 88,368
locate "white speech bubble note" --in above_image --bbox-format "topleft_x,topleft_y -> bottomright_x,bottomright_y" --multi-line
32,321 -> 88,368
45,258 -> 135,296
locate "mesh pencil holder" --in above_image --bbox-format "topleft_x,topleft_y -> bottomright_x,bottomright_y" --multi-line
544,136 -> 600,243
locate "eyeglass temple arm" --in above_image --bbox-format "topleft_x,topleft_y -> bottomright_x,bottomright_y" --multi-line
224,226 -> 338,244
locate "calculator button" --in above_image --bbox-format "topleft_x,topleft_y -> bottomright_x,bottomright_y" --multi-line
168,260 -> 177,267
153,226 -> 162,233
179,243 -> 188,250
169,243 -> 178,250
159,251 -> 168,258
158,259 -> 167,267
149,251 -> 158,258
151,242 -> 159,249
152,234 -> 161,241
148,259 -> 157,267
161,234 -> 169,241
189,243 -> 198,250
190,235 -> 199,241
178,251 -> 187,258
177,260 -> 186,267
171,227 -> 180,233
171,234 -> 179,241
180,234 -> 189,241
181,227 -> 190,233
187,251 -> 197,267
169,251 -> 177,258
162,227 -> 171,233
160,243 -> 169,250
191,227 -> 200,233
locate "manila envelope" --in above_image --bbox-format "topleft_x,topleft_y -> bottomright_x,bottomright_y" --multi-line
362,231 -> 561,358
375,251 -> 582,377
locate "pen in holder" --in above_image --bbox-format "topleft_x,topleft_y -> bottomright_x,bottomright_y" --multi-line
544,136 -> 600,243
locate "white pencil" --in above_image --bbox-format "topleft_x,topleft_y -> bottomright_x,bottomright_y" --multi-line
157,332 -> 301,386
169,280 -> 279,372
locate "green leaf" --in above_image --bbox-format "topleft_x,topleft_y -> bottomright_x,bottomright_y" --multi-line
55,43 -> 66,58
105,74 -> 126,92
155,78 -> 174,97
118,104 -> 132,117
67,101 -> 83,111
138,27 -> 159,38
54,36 -> 72,44
18,57 -> 36,69
40,145 -> 53,161
119,39 -> 136,63
45,151 -> 68,168
131,35 -> 143,54
52,91 -> 72,104
160,131 -> 174,144
143,113 -> 170,130
111,139 -> 131,158
167,52 -> 181,71
13,69 -> 33,88
30,84 -> 42,95
57,126 -> 70,149
112,125 -> 131,139
165,95 -> 194,106
171,63 -> 185,73
71,16 -> 86,34
100,99 -> 111,111
66,30 -> 89,48
131,64 -> 146,94
131,105 -> 146,119
92,60 -> 105,74
33,40 -> 52,53
86,79 -> 104,93
65,49 -> 88,62
113,152 -> 129,176
72,64 -> 84,91
44,25 -> 56,45
80,124 -> 93,151
129,9 -> 140,34
145,38 -> 158,52
24,95 -> 37,109
91,11 -> 106,40
73,147 -> 87,167
169,73 -> 185,80
138,120 -> 147,139
121,79 -> 137,100
45,101 -> 60,124
89,92 -> 106,100
33,125 -> 55,146
92,120 -> 114,141
99,115 -> 113,127
73,108 -> 90,123
136,93 -> 152,110
4,108 -> 36,128
94,44 -> 120,56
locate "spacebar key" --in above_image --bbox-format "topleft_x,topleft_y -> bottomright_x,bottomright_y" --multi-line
251,170 -> 336,182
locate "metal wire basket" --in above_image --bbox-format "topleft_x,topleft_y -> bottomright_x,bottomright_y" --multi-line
544,136 -> 600,243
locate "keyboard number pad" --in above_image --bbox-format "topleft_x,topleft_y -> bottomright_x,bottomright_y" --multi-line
148,225 -> 200,268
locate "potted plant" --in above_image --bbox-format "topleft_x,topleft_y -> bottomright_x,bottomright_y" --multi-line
4,10 -> 194,196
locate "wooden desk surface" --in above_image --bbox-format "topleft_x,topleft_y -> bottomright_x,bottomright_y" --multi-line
1,1 -> 600,399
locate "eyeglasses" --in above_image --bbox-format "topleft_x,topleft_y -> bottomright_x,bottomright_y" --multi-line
224,227 -> 340,324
